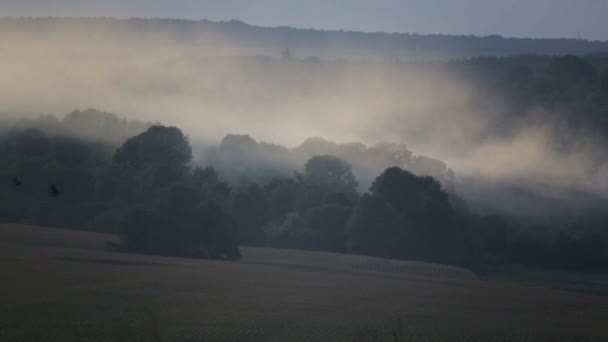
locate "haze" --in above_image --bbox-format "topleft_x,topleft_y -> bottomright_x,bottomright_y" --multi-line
1,25 -> 606,200
1,10 -> 608,224
2,0 -> 608,41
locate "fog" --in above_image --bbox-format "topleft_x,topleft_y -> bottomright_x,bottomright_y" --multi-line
2,19 -> 608,207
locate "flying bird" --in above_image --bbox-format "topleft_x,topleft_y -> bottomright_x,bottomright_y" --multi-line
50,184 -> 61,197
12,176 -> 22,187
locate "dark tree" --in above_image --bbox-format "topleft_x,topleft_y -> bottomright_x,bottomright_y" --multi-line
119,208 -> 186,256
304,155 -> 358,191
192,202 -> 241,260
119,184 -> 240,260
300,155 -> 359,208
346,194 -> 405,258
113,125 -> 192,171
264,212 -> 322,250
229,182 -> 267,246
305,203 -> 351,252
370,167 -> 453,227
192,167 -> 231,208
348,167 -> 468,264
110,125 -> 192,198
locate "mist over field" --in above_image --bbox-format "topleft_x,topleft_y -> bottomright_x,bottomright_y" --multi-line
2,18 -> 608,211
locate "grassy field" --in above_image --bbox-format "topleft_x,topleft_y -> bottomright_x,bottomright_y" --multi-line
1,223 -> 608,341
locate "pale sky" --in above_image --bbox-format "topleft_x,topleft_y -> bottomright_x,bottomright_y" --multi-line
1,0 -> 607,41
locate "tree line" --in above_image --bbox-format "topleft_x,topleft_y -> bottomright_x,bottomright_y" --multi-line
1,121 -> 607,274
2,53 -> 608,273
3,18 -> 608,57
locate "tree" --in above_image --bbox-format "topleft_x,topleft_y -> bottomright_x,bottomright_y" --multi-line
111,125 -> 192,197
346,194 -> 406,258
263,178 -> 300,221
192,167 -> 231,208
508,65 -> 534,86
113,125 -> 192,171
192,202 -> 241,260
505,65 -> 536,109
305,203 -> 351,252
6,128 -> 51,158
547,55 -> 597,86
302,155 -> 358,204
347,167 -> 466,264
119,184 -> 240,260
304,155 -> 357,189
264,212 -> 322,250
229,182 -> 267,246
119,208 -> 186,256
370,167 -> 452,228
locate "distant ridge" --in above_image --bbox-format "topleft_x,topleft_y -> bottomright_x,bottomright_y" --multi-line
1,17 -> 608,57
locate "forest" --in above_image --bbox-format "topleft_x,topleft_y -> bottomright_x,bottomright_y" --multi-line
3,47 -> 608,277
3,19 -> 608,275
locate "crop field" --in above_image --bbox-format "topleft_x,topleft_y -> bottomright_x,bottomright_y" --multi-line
1,223 -> 608,341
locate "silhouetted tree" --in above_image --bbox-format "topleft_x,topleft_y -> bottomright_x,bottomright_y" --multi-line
192,167 -> 231,208
113,125 -> 191,172
346,194 -> 404,258
305,203 -> 351,252
302,155 -> 358,205
111,125 -> 192,197
229,182 -> 267,246
119,184 -> 240,260
370,167 -> 453,229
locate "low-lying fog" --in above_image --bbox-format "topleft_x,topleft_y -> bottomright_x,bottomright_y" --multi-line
2,19 -> 608,218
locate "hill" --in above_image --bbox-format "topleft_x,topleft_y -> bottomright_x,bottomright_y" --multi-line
2,17 -> 608,59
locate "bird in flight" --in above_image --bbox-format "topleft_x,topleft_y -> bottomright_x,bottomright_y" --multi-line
50,184 -> 61,197
12,176 -> 22,187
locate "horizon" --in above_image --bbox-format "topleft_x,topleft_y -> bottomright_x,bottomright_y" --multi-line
2,16 -> 608,43
2,0 -> 607,41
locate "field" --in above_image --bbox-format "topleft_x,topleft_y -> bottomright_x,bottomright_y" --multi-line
1,223 -> 608,341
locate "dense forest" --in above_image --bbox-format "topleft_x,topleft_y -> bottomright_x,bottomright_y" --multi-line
2,59 -> 608,273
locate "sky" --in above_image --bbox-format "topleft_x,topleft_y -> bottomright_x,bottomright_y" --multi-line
1,0 -> 607,41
